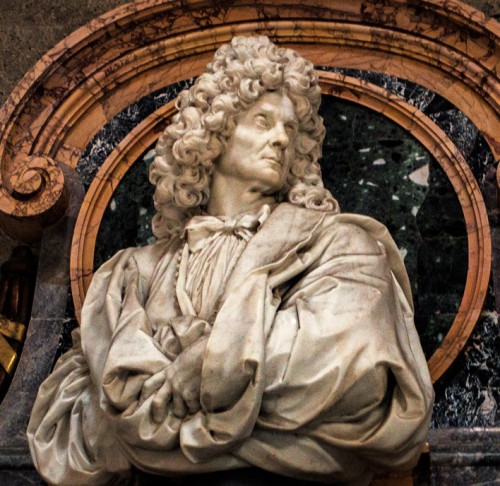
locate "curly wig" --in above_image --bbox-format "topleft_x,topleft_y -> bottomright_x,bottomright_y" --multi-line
150,36 -> 339,239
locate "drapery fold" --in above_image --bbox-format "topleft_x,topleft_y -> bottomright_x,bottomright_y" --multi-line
28,204 -> 433,485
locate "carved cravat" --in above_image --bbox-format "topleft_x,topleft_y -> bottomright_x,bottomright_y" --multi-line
180,205 -> 272,320
184,205 -> 271,253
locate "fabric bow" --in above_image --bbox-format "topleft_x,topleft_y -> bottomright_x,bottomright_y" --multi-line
184,206 -> 271,253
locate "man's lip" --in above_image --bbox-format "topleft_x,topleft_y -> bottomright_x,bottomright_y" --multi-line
262,156 -> 282,165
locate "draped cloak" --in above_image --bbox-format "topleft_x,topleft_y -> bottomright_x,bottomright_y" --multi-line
27,203 -> 434,485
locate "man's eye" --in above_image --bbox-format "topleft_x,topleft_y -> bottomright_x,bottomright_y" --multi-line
254,115 -> 268,128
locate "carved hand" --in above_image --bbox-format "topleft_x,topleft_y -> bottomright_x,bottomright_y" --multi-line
166,336 -> 208,418
139,336 -> 208,423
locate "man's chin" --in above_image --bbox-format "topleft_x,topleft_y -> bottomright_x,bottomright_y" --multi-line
259,178 -> 286,196
245,166 -> 287,194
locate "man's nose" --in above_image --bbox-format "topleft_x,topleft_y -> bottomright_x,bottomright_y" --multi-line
270,123 -> 290,149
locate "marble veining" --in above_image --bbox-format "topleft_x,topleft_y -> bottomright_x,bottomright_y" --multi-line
432,309 -> 500,428
76,79 -> 195,189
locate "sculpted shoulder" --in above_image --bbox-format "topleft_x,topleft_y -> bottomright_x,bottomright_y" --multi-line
130,237 -> 181,272
92,236 -> 182,287
316,210 -> 386,257
312,209 -> 412,307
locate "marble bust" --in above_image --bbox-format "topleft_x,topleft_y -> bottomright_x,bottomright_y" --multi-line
27,36 -> 434,485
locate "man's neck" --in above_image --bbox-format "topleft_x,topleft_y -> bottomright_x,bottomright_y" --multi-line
207,172 -> 276,217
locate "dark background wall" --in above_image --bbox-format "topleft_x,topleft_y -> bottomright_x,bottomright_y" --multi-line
0,0 -> 129,105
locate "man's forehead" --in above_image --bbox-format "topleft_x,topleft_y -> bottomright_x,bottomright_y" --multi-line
248,93 -> 297,122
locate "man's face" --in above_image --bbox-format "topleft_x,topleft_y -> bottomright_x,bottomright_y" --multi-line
215,91 -> 298,195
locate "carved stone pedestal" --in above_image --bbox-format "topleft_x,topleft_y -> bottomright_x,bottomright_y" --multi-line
429,428 -> 500,485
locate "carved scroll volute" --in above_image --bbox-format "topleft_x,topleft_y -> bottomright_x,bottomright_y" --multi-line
0,155 -> 67,242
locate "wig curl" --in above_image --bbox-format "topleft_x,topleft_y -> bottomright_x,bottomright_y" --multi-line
150,36 -> 339,239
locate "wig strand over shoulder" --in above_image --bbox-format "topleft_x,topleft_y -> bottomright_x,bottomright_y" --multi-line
150,36 -> 339,239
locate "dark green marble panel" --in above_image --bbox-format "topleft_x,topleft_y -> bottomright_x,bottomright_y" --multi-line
319,96 -> 467,359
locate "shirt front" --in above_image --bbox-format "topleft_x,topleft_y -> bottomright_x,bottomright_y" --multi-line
178,204 -> 272,322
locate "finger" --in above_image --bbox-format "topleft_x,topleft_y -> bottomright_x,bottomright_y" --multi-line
140,372 -> 165,402
185,396 -> 201,415
172,393 -> 187,418
152,381 -> 172,423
